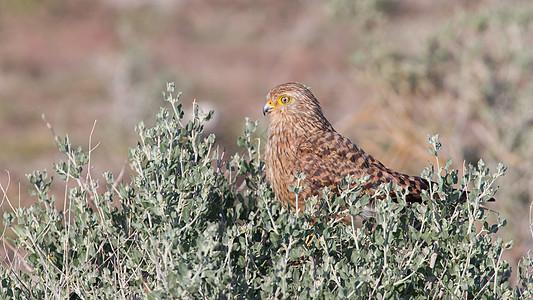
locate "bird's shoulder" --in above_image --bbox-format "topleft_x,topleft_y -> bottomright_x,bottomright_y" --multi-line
294,129 -> 378,191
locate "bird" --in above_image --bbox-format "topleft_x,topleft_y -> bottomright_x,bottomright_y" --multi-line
263,82 -> 431,222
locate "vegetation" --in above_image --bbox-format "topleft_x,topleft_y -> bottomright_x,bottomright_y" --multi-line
331,1 -> 533,267
1,83 -> 531,299
1,2 -> 533,298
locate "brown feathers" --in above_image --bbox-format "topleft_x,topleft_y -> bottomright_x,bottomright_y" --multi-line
263,82 -> 430,219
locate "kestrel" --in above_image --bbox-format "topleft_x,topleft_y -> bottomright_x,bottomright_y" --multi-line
263,82 -> 430,220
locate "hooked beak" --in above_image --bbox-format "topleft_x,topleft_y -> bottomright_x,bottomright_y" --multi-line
263,101 -> 275,116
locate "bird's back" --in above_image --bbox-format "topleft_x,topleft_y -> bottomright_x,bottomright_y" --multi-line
294,128 -> 430,204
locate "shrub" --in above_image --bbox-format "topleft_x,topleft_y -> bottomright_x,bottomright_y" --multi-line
1,83 -> 531,299
342,1 -> 533,271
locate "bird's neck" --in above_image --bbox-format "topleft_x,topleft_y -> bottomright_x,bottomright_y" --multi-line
268,114 -> 334,147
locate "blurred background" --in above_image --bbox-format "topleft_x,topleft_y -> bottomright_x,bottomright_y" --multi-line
1,0 -> 532,282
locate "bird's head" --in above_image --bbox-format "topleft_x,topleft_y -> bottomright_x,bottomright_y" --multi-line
263,82 -> 329,128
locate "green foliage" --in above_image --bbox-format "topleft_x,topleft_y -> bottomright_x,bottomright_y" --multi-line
343,2 -> 533,274
1,83 -> 532,299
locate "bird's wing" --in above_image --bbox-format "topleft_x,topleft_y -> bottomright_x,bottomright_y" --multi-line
296,130 -> 429,202
296,130 -> 376,193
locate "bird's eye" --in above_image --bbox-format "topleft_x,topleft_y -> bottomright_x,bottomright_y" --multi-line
278,96 -> 292,105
